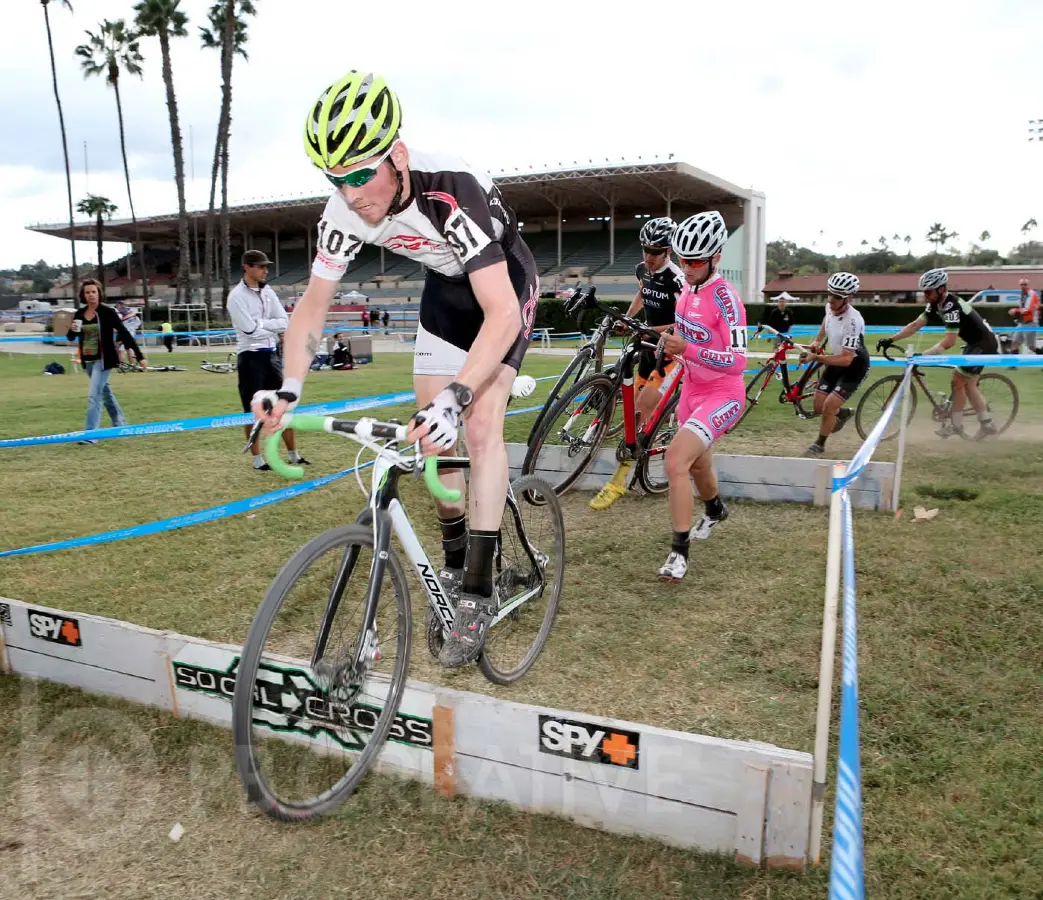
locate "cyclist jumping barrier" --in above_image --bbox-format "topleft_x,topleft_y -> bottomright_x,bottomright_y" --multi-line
0,595 -> 813,871
507,444 -> 897,512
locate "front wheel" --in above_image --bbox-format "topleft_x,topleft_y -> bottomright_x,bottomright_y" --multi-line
477,475 -> 566,685
855,375 -> 918,441
232,524 -> 412,822
525,351 -> 594,447
521,373 -> 618,497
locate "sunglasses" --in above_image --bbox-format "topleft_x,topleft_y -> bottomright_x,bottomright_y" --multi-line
323,142 -> 397,188
678,256 -> 711,267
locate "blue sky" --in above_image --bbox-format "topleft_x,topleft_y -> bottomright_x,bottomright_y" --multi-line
3,0 -> 1042,269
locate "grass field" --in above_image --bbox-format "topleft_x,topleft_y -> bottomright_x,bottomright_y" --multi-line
1,348 -> 1041,900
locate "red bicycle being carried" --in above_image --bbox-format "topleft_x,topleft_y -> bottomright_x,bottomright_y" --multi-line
730,324 -> 823,430
522,286 -> 681,496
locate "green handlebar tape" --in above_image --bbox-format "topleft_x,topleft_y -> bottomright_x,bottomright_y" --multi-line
260,414 -> 327,480
424,456 -> 461,503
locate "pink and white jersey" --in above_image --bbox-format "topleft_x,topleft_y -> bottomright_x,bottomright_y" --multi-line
673,274 -> 748,388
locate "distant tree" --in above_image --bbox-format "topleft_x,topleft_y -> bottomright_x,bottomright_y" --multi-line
76,194 -> 118,291
1021,218 -> 1038,236
926,222 -> 954,265
1007,240 -> 1043,265
979,229 -> 991,243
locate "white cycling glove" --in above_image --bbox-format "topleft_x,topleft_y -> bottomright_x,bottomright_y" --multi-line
511,375 -> 536,398
252,378 -> 301,414
413,382 -> 473,451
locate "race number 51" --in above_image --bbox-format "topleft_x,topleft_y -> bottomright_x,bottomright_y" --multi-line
27,608 -> 82,647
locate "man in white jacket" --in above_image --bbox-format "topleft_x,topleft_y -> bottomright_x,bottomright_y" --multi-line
229,250 -> 308,470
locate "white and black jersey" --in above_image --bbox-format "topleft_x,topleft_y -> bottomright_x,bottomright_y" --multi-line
310,149 -> 538,373
635,259 -> 685,328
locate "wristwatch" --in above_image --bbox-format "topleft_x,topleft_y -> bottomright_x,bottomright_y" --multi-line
447,381 -> 474,410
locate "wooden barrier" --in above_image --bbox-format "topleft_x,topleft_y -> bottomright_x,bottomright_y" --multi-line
0,596 -> 813,870
506,444 -> 895,512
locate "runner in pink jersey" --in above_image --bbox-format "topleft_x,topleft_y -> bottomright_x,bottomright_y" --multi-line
655,211 -> 747,582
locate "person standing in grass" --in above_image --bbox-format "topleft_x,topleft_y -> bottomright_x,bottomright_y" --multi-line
66,278 -> 147,444
229,250 -> 309,471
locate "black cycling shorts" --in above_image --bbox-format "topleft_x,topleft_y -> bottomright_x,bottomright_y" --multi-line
956,340 -> 998,377
415,240 -> 539,376
237,349 -> 282,412
816,355 -> 870,400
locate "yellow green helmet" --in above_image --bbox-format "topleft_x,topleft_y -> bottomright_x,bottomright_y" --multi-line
303,71 -> 402,170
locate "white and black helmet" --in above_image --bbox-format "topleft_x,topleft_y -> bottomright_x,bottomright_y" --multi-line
827,272 -> 860,297
919,268 -> 948,291
672,210 -> 728,260
639,217 -> 676,250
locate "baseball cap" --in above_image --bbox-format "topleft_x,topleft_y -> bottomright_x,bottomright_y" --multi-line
242,250 -> 273,267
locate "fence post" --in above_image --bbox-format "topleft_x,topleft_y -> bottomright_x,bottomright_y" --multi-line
891,365 -> 913,512
809,461 -> 846,864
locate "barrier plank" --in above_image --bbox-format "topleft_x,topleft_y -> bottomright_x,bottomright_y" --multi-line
507,445 -> 895,511
0,596 -> 813,865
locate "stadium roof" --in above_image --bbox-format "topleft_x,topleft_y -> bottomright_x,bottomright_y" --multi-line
27,161 -> 760,245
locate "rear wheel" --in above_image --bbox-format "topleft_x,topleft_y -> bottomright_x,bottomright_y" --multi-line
477,475 -> 566,685
635,392 -> 680,494
521,373 -> 618,497
793,362 -> 823,419
959,373 -> 1019,439
731,363 -> 775,431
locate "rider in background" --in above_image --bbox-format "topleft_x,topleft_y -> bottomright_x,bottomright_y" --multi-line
879,268 -> 998,438
589,217 -> 684,510
655,211 -> 746,583
802,272 -> 869,456
1007,277 -> 1039,356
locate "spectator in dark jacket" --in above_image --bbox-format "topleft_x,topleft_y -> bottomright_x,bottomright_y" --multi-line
66,278 -> 146,443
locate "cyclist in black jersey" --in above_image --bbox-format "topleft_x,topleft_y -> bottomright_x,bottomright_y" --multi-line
878,268 -> 997,438
589,217 -> 684,510
252,71 -> 538,668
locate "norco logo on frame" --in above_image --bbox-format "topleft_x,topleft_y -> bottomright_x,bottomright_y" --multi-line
538,715 -> 640,769
27,609 -> 82,647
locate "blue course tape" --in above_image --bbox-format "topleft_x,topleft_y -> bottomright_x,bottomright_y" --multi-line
907,353 -> 1043,368
0,391 -> 417,448
0,463 -> 369,558
829,492 -> 866,900
0,395 -> 547,557
832,367 -> 912,490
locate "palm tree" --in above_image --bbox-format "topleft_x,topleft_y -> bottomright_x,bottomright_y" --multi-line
200,0 -> 256,311
1022,218 -> 1038,236
980,230 -> 991,243
75,19 -> 151,321
926,223 -> 953,265
76,194 -> 118,292
903,234 -> 912,257
39,0 -> 78,300
133,0 -> 191,305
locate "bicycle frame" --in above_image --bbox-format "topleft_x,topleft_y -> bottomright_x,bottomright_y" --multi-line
745,333 -> 820,419
310,442 -> 545,675
616,337 -> 683,458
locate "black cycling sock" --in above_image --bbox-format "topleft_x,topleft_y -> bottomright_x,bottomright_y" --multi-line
704,495 -> 725,519
439,515 -> 467,570
462,530 -> 499,598
672,531 -> 690,560
815,434 -> 827,447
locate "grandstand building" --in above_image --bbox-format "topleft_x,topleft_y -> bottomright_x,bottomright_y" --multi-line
28,160 -> 766,304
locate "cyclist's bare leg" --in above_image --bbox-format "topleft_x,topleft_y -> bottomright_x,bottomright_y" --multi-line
635,381 -> 661,429
689,445 -> 718,507
458,364 -> 514,531
819,392 -> 843,437
664,429 -> 709,533
950,373 -> 970,430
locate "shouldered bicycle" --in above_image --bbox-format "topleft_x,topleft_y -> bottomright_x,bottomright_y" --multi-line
731,324 -> 822,430
522,285 -> 681,496
232,412 -> 565,821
